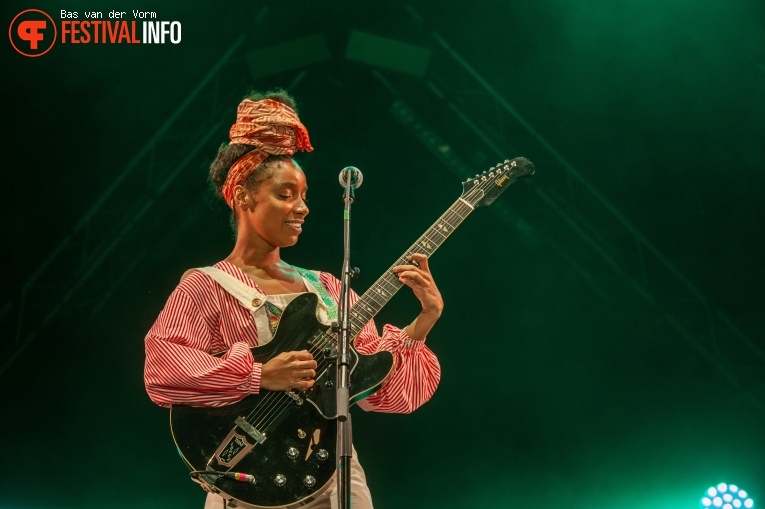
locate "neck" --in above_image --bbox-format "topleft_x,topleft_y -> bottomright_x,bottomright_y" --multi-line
226,231 -> 282,271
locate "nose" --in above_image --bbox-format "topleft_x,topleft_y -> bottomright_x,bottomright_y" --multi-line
295,197 -> 309,216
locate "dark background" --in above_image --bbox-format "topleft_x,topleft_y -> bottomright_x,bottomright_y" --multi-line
2,1 -> 764,508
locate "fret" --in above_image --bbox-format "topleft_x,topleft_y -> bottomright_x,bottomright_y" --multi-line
349,315 -> 366,334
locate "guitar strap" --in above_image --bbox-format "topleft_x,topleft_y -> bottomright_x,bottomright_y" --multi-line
194,266 -> 266,311
193,265 -> 338,345
292,266 -> 338,323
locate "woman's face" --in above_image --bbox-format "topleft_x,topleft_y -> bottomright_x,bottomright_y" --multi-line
241,159 -> 309,249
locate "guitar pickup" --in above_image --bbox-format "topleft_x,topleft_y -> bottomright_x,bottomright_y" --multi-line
285,390 -> 305,405
323,348 -> 338,361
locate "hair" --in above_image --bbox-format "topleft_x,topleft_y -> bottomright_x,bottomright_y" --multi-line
209,88 -> 300,230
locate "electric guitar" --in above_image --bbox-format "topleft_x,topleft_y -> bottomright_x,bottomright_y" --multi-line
169,157 -> 535,508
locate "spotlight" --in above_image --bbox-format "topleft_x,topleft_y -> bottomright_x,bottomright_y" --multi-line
345,30 -> 430,76
245,34 -> 330,79
701,483 -> 754,509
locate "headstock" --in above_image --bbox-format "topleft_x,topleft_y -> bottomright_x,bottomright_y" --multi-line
461,157 -> 535,208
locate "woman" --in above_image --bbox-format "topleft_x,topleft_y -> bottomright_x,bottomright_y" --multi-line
144,89 -> 443,509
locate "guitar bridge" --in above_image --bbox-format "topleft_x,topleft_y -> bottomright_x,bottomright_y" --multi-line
210,417 -> 265,468
235,417 -> 267,444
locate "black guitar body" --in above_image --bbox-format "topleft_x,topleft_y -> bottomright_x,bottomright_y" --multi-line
170,293 -> 394,509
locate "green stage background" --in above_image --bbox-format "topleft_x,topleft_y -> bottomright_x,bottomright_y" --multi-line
2,1 -> 764,508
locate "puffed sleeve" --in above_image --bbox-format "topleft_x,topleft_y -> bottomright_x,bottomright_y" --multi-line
144,276 -> 262,408
319,272 -> 441,414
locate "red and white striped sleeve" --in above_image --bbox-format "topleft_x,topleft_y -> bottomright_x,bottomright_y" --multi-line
319,272 -> 441,414
144,273 -> 261,408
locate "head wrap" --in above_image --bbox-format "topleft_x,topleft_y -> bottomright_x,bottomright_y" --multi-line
222,98 -> 313,208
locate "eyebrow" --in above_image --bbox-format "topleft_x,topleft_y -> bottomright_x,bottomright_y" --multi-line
272,181 -> 307,192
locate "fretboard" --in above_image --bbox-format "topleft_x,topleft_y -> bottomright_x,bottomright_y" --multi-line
348,198 -> 475,339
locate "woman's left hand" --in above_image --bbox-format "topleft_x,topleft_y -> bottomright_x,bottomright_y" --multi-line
393,253 -> 443,319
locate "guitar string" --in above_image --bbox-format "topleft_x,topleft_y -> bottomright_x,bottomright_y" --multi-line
244,328 -> 332,425
242,332 -> 333,438
220,173 -> 499,463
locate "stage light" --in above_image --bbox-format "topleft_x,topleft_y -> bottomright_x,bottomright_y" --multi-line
701,483 -> 754,509
245,34 -> 330,79
345,30 -> 430,76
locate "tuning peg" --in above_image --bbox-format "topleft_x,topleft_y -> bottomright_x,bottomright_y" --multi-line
504,159 -> 510,164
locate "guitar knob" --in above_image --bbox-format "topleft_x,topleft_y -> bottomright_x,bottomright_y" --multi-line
287,447 -> 299,460
274,474 -> 287,486
316,449 -> 329,462
303,475 -> 316,488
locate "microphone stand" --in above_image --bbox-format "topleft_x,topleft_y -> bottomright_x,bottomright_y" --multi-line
335,167 -> 359,509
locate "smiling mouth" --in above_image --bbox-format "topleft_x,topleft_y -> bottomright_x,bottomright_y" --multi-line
285,221 -> 303,231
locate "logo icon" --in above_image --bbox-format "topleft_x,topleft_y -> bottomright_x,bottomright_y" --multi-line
9,9 -> 57,57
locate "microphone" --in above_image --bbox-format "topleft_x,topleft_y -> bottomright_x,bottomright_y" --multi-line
339,166 -> 363,189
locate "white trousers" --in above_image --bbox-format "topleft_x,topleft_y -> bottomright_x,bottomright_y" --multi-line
203,448 -> 373,509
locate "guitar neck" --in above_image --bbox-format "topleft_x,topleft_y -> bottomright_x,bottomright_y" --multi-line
348,197 -> 475,339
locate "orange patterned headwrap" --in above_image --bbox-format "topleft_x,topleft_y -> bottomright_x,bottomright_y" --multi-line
222,98 -> 313,208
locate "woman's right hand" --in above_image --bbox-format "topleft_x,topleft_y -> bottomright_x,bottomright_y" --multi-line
260,350 -> 317,391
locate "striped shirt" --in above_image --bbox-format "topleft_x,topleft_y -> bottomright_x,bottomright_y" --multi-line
144,261 -> 441,413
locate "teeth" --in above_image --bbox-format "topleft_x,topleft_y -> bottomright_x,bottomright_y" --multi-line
286,222 -> 302,229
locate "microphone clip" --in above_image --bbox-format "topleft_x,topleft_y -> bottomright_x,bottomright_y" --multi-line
339,166 -> 363,189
